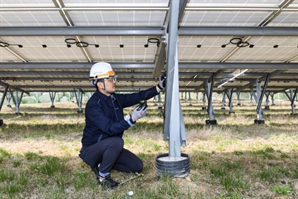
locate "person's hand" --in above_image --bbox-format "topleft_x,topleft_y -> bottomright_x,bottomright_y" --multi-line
157,72 -> 166,90
131,103 -> 147,121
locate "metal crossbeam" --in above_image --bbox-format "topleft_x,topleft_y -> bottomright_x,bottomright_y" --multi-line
1,62 -> 297,69
1,27 -> 297,36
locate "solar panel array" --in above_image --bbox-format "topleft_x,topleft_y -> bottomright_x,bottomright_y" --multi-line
0,0 -> 297,94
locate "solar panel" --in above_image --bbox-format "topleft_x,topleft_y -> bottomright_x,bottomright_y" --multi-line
68,11 -> 166,26
181,11 -> 271,26
268,12 -> 298,26
0,0 -> 297,94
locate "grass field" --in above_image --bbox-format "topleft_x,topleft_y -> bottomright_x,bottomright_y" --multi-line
0,100 -> 297,199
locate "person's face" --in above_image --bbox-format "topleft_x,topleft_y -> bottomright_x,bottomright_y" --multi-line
98,76 -> 117,95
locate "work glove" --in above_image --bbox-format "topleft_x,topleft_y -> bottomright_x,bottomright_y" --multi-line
131,103 -> 147,121
157,72 -> 166,90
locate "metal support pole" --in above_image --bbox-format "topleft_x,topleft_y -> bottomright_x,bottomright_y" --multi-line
221,92 -> 226,109
157,93 -> 162,109
207,82 -> 212,119
0,85 -> 9,111
165,45 -> 182,157
162,0 -> 186,158
202,92 -> 206,110
290,89 -> 297,115
227,88 -> 234,114
196,92 -> 199,103
270,92 -> 275,105
179,103 -> 187,147
206,74 -> 217,125
11,91 -> 18,113
10,90 -> 23,114
255,80 -> 263,122
188,92 -> 192,106
74,88 -> 83,113
250,92 -> 253,103
6,92 -> 12,107
250,87 -> 257,104
49,92 -> 56,108
265,92 -> 270,109
236,91 -> 241,106
255,74 -> 270,124
285,88 -> 297,115
156,1 -> 190,178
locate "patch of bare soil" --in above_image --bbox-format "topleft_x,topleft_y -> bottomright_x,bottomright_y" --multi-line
0,133 -> 82,157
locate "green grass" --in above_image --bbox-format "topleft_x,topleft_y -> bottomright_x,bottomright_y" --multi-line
0,102 -> 298,198
0,148 -> 11,163
270,185 -> 292,195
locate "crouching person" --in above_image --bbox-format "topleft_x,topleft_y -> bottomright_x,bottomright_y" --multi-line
79,62 -> 165,189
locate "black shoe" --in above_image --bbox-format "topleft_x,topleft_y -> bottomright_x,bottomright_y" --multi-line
99,175 -> 119,189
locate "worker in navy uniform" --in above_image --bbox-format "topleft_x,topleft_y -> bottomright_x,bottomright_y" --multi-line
79,62 -> 166,189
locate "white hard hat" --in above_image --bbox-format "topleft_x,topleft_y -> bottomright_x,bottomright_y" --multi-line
89,62 -> 115,80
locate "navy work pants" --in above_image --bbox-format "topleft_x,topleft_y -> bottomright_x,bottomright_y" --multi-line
79,137 -> 143,174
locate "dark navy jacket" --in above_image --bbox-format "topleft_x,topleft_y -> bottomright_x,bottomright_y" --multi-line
81,86 -> 159,147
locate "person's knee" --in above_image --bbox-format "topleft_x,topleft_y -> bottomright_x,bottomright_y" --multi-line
109,137 -> 124,151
